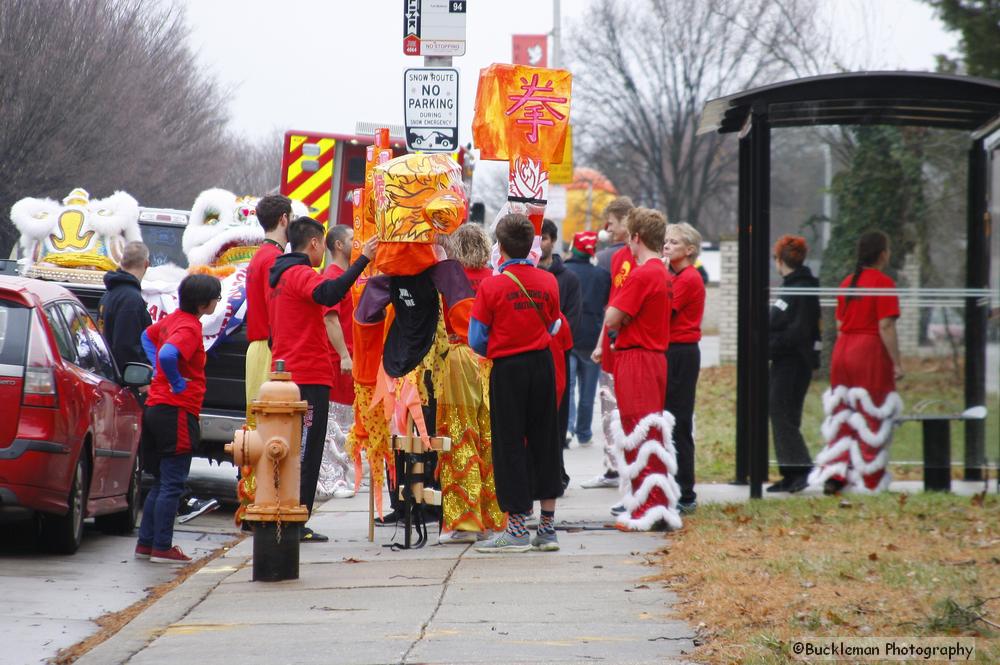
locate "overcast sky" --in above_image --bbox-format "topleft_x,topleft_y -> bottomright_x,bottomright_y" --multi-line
182,0 -> 959,143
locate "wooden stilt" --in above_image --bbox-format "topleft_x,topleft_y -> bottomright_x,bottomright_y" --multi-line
368,465 -> 375,543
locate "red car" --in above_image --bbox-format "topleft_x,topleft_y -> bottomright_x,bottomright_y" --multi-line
0,276 -> 151,553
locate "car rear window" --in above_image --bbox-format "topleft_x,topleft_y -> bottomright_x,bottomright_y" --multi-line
140,222 -> 189,268
0,299 -> 30,366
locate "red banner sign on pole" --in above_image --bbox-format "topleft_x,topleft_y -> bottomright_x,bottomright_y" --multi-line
512,34 -> 548,67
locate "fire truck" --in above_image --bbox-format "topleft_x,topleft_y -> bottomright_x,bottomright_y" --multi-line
279,125 -> 473,228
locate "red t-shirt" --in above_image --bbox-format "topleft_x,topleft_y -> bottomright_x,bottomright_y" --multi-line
471,263 -> 560,359
549,312 -> 573,403
323,263 -> 355,404
601,246 -> 635,371
145,310 -> 206,421
670,264 -> 705,343
837,268 -> 899,334
464,266 -> 493,294
269,264 -> 335,387
245,242 -> 282,342
609,258 -> 671,352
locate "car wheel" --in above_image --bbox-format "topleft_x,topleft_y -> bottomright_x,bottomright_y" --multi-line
96,453 -> 141,534
40,455 -> 88,554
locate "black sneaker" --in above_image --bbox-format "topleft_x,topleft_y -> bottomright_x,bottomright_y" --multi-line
610,502 -> 626,516
766,478 -> 790,493
823,478 -> 845,496
677,501 -> 697,515
374,510 -> 401,526
300,527 -> 329,542
786,475 -> 809,494
177,497 -> 220,524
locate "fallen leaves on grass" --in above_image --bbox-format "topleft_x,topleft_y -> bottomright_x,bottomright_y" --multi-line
655,493 -> 1000,664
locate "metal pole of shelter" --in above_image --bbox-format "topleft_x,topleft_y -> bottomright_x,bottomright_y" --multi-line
734,118 -> 752,485
964,138 -> 989,480
740,104 -> 772,499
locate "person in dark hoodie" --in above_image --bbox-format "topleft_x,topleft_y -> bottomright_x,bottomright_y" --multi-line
269,217 -> 377,542
99,241 -> 152,369
768,235 -> 821,493
563,231 -> 610,451
539,219 -> 581,485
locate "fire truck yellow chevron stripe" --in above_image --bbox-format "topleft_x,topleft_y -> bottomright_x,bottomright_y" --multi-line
288,162 -> 334,206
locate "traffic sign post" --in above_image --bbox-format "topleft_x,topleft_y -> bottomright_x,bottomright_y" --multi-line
404,68 -> 460,152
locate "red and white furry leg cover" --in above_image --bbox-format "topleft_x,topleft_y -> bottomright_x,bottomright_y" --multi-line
845,388 -> 901,492
611,410 -> 682,531
808,386 -> 853,487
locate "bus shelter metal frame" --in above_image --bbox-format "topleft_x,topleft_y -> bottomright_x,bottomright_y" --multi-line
697,72 -> 1000,498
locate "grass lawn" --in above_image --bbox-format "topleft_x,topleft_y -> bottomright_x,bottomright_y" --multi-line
695,359 -> 999,483
656,493 -> 1000,663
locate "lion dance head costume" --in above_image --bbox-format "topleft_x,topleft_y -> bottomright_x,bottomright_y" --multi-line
346,138 -> 473,518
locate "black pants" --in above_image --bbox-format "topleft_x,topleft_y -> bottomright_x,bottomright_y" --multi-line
768,355 -> 814,480
489,349 -> 563,514
664,343 -> 700,505
298,384 -> 330,516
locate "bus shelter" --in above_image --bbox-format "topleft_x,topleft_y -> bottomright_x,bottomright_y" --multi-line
698,72 -> 1000,498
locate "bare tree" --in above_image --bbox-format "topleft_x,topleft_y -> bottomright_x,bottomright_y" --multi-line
566,0 -> 829,239
218,132 -> 286,197
0,0 -> 232,254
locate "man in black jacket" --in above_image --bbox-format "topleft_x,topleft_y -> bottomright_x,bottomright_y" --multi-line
99,241 -> 152,368
99,241 -> 219,523
768,235 -> 821,493
539,220 -> 582,456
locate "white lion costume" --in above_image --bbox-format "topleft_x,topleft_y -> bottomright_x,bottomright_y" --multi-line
143,188 -> 308,350
11,188 -> 141,284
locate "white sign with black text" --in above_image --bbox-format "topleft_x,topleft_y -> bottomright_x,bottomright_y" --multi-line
404,67 -> 459,152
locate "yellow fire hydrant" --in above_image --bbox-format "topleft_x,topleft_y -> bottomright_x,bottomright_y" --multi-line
225,360 -> 308,581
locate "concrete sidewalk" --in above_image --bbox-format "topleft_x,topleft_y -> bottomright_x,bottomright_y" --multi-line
76,441 -> 697,665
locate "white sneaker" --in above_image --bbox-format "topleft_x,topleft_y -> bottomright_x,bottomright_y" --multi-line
331,485 -> 356,499
580,474 -> 619,489
438,530 -> 479,545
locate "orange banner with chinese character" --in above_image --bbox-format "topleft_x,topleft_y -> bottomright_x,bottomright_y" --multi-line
473,63 -> 571,163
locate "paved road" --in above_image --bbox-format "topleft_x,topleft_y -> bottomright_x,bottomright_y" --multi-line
0,506 -> 240,665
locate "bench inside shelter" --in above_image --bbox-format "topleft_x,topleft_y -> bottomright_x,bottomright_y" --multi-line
895,406 -> 988,492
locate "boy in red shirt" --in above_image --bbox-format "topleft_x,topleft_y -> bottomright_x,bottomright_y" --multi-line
268,217 -> 377,542
319,224 -> 357,500
136,274 -> 222,563
244,195 -> 291,426
604,208 -> 681,532
469,214 -> 563,553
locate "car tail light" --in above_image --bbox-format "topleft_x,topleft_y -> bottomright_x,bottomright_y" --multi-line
22,310 -> 57,408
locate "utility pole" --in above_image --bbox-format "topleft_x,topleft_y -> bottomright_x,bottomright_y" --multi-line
552,0 -> 561,68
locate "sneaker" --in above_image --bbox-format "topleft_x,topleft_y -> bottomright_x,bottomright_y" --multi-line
823,478 -> 845,496
531,530 -> 560,552
150,546 -> 192,564
177,497 -> 220,524
300,527 -> 329,542
438,530 -> 478,545
134,543 -> 152,559
786,475 -> 809,494
766,478 -> 790,493
577,438 -> 594,447
677,501 -> 697,515
331,485 -> 356,499
473,531 -> 531,553
581,474 -> 619,489
610,502 -> 626,516
374,510 -> 401,526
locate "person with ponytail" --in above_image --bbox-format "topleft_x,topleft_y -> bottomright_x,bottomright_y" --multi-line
809,230 -> 903,494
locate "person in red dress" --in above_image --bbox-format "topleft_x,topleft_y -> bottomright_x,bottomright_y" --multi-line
317,224 -> 358,501
810,231 -> 903,494
604,208 -> 681,531
662,222 -> 706,514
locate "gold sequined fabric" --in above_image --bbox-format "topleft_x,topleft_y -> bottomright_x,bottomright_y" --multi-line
436,344 -> 504,532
